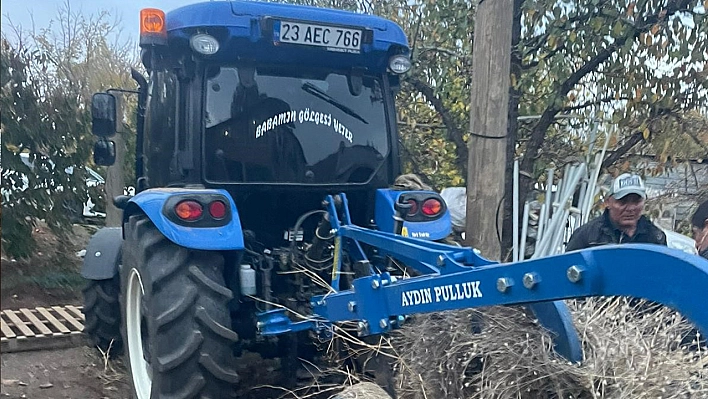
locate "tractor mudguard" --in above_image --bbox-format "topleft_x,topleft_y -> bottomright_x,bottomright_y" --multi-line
80,227 -> 122,280
123,188 -> 245,251
375,188 -> 451,240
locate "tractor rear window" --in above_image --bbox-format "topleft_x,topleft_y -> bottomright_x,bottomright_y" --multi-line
204,65 -> 389,184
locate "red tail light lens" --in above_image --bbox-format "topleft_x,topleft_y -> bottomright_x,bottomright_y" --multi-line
421,199 -> 442,216
407,199 -> 418,216
175,200 -> 203,221
208,200 -> 227,219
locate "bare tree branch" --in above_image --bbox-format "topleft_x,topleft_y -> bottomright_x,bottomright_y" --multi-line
601,130 -> 645,168
519,0 -> 693,182
560,96 -> 631,112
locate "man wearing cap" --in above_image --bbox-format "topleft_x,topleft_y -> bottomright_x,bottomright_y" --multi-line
566,173 -> 667,251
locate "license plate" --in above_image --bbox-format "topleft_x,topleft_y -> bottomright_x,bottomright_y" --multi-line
275,20 -> 362,53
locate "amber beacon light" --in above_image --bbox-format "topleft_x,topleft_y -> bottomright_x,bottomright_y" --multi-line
140,8 -> 167,45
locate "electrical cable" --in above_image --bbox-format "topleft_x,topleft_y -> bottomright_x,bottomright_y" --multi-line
496,193 -> 506,245
468,131 -> 507,139
288,209 -> 328,255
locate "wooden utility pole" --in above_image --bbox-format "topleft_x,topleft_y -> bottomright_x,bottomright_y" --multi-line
465,0 -> 514,260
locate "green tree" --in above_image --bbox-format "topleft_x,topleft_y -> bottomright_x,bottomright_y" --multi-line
1,2 -> 138,257
517,0 -> 707,179
22,1 -> 140,189
1,39 -> 93,258
386,0 -> 475,189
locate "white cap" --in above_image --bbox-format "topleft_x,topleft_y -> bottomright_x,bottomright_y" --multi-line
609,173 -> 646,199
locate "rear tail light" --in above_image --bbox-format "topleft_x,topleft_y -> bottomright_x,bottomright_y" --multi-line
208,200 -> 227,219
421,198 -> 442,216
175,200 -> 203,221
406,199 -> 418,216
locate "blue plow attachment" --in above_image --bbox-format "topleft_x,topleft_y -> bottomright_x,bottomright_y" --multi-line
258,196 -> 708,364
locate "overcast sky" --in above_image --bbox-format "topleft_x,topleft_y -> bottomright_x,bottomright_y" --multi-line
1,0 -> 204,43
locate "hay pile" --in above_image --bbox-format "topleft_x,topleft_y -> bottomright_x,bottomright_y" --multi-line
391,298 -> 706,399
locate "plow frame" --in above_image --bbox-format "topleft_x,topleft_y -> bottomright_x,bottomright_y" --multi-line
258,194 -> 708,362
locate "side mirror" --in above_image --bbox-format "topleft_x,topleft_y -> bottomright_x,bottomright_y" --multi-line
91,93 -> 117,137
93,139 -> 116,166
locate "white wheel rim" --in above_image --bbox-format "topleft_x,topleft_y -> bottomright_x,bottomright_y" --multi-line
126,268 -> 152,398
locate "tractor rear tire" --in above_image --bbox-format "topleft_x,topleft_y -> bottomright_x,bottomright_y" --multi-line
121,215 -> 240,399
82,277 -> 122,356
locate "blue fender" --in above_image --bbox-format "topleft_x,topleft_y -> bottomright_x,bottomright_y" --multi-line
124,188 -> 245,251
374,189 -> 451,240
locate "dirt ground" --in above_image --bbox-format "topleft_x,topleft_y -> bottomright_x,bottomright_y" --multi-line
1,346 -> 131,398
0,222 -> 129,399
1,222 -> 94,310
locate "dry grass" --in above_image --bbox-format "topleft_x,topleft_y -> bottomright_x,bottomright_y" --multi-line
391,298 -> 706,399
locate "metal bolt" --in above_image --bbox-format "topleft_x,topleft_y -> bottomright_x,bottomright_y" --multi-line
94,251 -> 102,257
357,321 -> 369,335
371,279 -> 380,289
496,277 -> 514,293
567,265 -> 584,283
379,319 -> 388,329
523,272 -> 540,289
348,301 -> 357,312
437,255 -> 445,266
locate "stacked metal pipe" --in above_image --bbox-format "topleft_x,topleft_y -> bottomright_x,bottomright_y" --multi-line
511,131 -> 611,261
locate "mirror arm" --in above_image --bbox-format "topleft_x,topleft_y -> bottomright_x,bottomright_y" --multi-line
106,88 -> 140,95
130,68 -> 149,193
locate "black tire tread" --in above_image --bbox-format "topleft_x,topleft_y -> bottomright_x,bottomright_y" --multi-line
156,332 -> 203,372
195,306 -> 240,342
82,278 -> 122,356
121,216 -> 240,398
163,376 -> 206,399
188,265 -> 233,300
150,249 -> 189,288
155,286 -> 197,329
95,282 -> 119,304
199,353 -> 241,384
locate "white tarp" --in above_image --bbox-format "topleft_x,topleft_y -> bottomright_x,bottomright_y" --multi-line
440,187 -> 466,232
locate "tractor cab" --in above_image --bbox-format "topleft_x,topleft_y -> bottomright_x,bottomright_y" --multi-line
106,2 -> 412,246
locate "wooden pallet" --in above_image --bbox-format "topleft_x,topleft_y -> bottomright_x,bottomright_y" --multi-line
1,305 -> 85,353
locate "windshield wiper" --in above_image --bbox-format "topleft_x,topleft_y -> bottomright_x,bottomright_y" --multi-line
301,82 -> 368,124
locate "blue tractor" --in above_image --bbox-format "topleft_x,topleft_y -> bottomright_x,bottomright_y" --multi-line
82,1 -> 708,398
